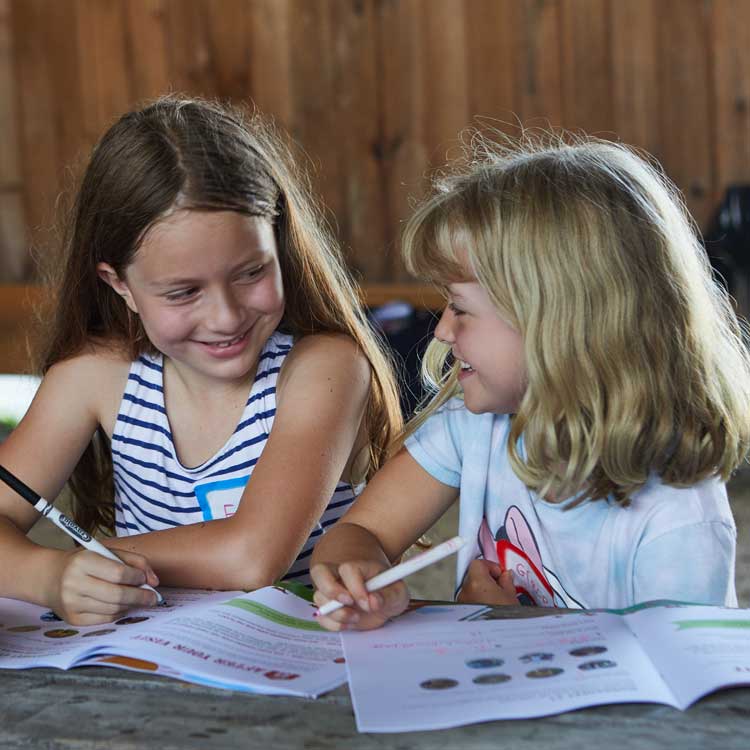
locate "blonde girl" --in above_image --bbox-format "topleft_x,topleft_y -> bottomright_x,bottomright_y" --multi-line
0,96 -> 401,625
311,134 -> 750,629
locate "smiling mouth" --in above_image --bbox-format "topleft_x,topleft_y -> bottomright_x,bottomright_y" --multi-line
201,330 -> 248,348
459,360 -> 474,373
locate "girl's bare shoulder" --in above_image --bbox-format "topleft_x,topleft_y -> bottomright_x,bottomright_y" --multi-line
280,332 -> 370,376
44,339 -> 133,433
48,338 -> 131,374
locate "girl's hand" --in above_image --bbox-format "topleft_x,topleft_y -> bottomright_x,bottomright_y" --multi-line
47,547 -> 160,626
311,560 -> 409,631
457,559 -> 518,606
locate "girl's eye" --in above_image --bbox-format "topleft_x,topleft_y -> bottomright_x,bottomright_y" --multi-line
448,302 -> 465,316
165,288 -> 198,302
239,265 -> 264,281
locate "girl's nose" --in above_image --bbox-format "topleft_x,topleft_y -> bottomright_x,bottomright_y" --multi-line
434,306 -> 456,344
206,289 -> 244,333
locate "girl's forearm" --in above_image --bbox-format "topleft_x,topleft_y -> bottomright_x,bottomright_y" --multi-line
104,517 -> 295,590
0,517 -> 67,606
311,522 -> 393,569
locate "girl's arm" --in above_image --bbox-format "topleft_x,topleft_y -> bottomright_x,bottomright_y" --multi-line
0,355 -> 158,622
310,447 -> 458,630
103,334 -> 375,590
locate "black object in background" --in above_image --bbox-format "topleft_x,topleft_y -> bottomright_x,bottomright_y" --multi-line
369,302 -> 439,418
704,185 -> 750,296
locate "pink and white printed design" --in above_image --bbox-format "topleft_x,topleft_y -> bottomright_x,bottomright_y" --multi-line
477,506 -> 581,608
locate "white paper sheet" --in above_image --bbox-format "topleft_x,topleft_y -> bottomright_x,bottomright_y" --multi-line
0,586 -> 346,697
342,604 -> 676,732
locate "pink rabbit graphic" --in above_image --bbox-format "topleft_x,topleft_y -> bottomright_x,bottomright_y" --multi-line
478,506 -> 581,608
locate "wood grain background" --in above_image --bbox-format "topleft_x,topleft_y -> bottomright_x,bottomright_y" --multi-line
1,0 -> 750,369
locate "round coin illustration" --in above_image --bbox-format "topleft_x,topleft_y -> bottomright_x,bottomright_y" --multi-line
526,667 -> 564,679
578,660 -> 617,671
114,616 -> 150,626
466,657 -> 504,669
519,652 -> 554,664
569,646 -> 607,657
44,628 -> 79,638
473,673 -> 512,685
420,678 -> 459,690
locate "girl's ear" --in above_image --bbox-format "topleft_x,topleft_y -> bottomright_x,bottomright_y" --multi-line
97,262 -> 139,314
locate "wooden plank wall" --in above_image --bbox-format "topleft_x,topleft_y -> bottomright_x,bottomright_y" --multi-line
1,0 -> 750,284
0,0 -> 750,367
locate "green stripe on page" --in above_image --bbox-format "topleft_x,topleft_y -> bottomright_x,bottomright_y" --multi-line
675,619 -> 750,630
223,599 -> 325,631
274,580 -> 315,602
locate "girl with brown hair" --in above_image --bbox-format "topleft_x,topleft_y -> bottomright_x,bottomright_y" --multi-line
0,95 -> 401,625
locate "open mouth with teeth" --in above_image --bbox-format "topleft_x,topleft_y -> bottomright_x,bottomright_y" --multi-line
199,329 -> 250,352
459,360 -> 474,372
210,332 -> 246,348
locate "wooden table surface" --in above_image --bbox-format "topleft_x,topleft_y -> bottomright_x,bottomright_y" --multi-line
2,603 -> 749,749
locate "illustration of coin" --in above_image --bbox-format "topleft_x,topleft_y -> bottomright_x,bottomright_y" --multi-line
82,629 -> 117,638
114,616 -> 150,626
420,678 -> 459,690
466,657 -> 504,669
7,625 -> 40,633
519,652 -> 554,664
578,660 -> 617,671
569,645 -> 607,657
526,667 -> 564,679
43,628 -> 79,638
473,673 -> 512,685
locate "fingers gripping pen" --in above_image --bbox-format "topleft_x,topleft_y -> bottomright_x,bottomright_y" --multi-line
0,463 -> 164,605
317,535 -> 465,616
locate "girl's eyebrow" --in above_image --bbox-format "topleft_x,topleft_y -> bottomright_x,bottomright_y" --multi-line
149,276 -> 200,289
446,286 -> 466,301
148,255 -> 271,289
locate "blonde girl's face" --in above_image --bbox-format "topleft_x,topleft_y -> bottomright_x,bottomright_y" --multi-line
435,281 -> 527,414
98,210 -> 285,389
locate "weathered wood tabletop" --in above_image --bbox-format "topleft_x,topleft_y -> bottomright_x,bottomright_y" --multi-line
2,604 -> 749,749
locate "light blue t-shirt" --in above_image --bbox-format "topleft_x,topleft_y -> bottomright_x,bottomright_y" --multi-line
405,399 -> 737,609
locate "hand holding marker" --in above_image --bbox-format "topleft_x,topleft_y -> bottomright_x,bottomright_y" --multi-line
0,463 -> 164,605
317,535 -> 465,616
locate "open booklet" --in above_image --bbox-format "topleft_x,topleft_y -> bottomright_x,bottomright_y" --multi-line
341,600 -> 750,732
0,584 -> 345,698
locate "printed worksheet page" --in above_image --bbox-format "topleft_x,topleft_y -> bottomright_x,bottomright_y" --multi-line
0,588 -> 235,669
624,604 -> 750,709
81,586 -> 346,696
342,605 -> 676,732
0,587 -> 346,697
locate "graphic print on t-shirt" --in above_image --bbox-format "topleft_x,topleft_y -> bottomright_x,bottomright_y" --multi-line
193,476 -> 249,521
477,506 -> 582,608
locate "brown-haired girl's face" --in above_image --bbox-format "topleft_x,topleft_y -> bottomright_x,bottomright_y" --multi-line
97,210 -> 284,388
435,280 -> 526,415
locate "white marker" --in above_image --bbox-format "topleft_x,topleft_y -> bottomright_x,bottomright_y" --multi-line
317,535 -> 465,616
0,463 -> 164,605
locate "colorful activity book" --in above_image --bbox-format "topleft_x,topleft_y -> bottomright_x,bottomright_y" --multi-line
0,584 -> 345,697
4,587 -> 749,731
341,601 -> 750,732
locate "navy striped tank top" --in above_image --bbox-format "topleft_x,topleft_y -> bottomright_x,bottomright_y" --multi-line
110,330 -> 359,585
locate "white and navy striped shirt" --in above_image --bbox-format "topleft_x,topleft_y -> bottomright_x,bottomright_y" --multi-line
111,330 -> 360,586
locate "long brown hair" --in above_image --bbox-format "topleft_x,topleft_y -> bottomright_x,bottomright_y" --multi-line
40,95 -> 402,533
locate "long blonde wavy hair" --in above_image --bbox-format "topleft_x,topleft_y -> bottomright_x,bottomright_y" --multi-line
402,133 -> 750,506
